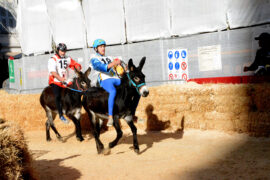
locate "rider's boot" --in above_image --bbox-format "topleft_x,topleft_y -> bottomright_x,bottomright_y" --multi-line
107,116 -> 113,127
60,115 -> 69,124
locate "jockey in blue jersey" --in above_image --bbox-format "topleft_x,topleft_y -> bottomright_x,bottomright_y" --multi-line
90,39 -> 122,126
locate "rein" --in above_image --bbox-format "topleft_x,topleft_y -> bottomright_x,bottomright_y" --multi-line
65,79 -> 84,93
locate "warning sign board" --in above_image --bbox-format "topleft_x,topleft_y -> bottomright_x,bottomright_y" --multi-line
167,49 -> 189,82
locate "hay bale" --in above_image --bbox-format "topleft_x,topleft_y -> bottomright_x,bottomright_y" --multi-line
247,112 -> 270,137
250,83 -> 270,112
2,82 -> 270,137
188,95 -> 215,112
0,119 -> 36,180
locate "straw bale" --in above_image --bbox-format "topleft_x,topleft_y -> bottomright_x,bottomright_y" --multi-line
212,84 -> 251,96
0,119 -> 36,180
189,96 -> 215,112
250,84 -> 270,112
0,90 -> 76,132
184,112 -> 204,129
204,111 -> 234,121
1,82 -> 270,136
213,95 -> 251,106
175,103 -> 191,112
170,113 -> 185,128
247,112 -> 270,137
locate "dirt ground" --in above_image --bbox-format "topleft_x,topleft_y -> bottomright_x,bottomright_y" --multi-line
26,128 -> 270,180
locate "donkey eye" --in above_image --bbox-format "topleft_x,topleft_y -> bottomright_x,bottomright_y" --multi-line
134,77 -> 140,82
81,81 -> 86,86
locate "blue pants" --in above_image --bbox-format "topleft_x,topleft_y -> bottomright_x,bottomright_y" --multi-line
100,78 -> 121,116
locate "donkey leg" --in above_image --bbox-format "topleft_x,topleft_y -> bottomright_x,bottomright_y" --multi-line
49,113 -> 62,140
45,120 -> 51,141
68,115 -> 84,142
89,111 -> 105,154
126,117 -> 140,154
45,108 -> 53,141
66,108 -> 84,141
109,115 -> 123,149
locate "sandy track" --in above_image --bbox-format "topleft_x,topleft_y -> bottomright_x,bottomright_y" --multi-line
25,128 -> 270,180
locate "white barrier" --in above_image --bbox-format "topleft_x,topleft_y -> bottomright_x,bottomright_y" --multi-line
17,0 -> 52,55
124,0 -> 170,42
171,0 -> 227,36
83,0 -> 126,46
227,0 -> 270,29
45,0 -> 86,49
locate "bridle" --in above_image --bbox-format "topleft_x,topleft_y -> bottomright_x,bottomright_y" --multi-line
65,79 -> 86,93
126,73 -> 145,95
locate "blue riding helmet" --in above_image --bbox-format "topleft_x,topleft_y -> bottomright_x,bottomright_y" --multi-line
93,39 -> 106,48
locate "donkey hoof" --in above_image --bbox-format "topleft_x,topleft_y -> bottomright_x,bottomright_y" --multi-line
109,142 -> 115,148
46,138 -> 52,142
76,136 -> 84,142
57,137 -> 64,142
134,148 -> 140,154
102,148 -> 111,155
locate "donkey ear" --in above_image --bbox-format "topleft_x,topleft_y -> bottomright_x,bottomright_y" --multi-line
74,66 -> 81,77
138,56 -> 146,71
84,67 -> 91,77
128,59 -> 134,71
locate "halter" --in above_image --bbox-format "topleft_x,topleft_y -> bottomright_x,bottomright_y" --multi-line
126,73 -> 145,95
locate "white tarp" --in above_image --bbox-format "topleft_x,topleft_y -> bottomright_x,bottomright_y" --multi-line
171,0 -> 227,36
198,45 -> 222,72
17,0 -> 52,55
83,0 -> 126,46
124,0 -> 170,42
227,0 -> 270,29
45,0 -> 86,49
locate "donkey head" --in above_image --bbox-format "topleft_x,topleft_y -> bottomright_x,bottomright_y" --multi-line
74,67 -> 91,91
127,57 -> 149,97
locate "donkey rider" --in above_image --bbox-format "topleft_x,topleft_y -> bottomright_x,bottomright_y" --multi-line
48,43 -> 82,124
89,39 -> 140,126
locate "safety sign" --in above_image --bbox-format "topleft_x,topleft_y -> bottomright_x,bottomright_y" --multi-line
168,62 -> 173,70
169,73 -> 173,80
181,50 -> 187,59
175,62 -> 180,70
168,51 -> 173,59
167,49 -> 189,82
181,62 -> 187,70
182,73 -> 187,81
8,58 -> 15,83
175,51 -> 180,59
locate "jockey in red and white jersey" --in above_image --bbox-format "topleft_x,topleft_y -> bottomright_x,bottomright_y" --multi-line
48,43 -> 82,123
48,49 -> 81,88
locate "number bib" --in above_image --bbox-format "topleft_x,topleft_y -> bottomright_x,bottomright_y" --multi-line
56,57 -> 71,79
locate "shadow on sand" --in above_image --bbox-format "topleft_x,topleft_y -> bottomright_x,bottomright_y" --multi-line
31,153 -> 82,180
118,104 -> 185,154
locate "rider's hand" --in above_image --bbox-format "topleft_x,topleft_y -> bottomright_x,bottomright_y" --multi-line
113,58 -> 121,66
62,81 -> 68,86
59,77 -> 66,82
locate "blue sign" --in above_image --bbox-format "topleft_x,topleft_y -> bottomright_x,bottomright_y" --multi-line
168,51 -> 173,59
175,62 -> 180,70
181,50 -> 187,58
168,62 -> 173,70
175,51 -> 180,59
